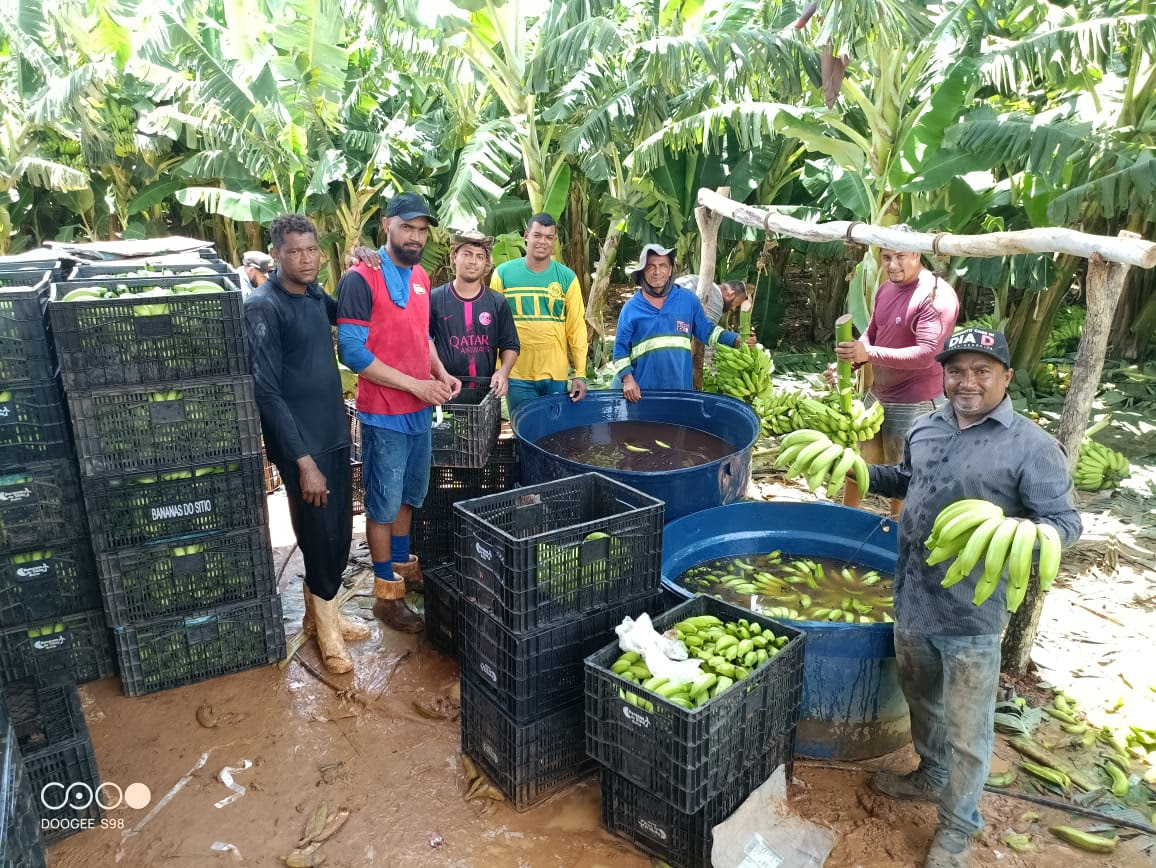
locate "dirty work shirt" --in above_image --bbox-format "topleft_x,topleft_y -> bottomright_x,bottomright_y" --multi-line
429,282 -> 520,381
861,270 -> 959,403
336,263 -> 432,435
244,274 -> 348,466
868,399 -> 1081,636
611,287 -> 737,391
490,258 -> 588,382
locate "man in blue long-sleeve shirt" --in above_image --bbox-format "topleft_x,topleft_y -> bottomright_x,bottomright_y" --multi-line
866,328 -> 1081,868
612,244 -> 740,402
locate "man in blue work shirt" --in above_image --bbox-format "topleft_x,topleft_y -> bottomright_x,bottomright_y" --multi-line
612,244 -> 742,402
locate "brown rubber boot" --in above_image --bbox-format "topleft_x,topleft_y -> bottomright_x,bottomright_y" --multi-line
302,586 -> 370,641
392,555 -> 423,591
372,576 -> 423,633
309,592 -> 354,674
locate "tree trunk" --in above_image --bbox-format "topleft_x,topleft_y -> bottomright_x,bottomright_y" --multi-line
1002,237 -> 1136,676
585,224 -> 623,340
1055,241 -> 1137,467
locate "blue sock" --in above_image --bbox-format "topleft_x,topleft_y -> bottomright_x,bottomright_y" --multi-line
373,560 -> 395,581
391,535 -> 410,564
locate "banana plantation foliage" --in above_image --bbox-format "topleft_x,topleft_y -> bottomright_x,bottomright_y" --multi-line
2,0 -> 1156,368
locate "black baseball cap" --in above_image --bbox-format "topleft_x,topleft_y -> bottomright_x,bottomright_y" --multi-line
385,192 -> 438,226
936,327 -> 1011,368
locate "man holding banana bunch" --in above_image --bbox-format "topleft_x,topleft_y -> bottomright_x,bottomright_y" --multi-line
865,328 -> 1081,868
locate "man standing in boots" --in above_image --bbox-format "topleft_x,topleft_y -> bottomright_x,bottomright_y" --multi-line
337,193 -> 460,632
245,214 -> 369,674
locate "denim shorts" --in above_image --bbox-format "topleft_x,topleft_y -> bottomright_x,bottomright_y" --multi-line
361,424 -> 431,525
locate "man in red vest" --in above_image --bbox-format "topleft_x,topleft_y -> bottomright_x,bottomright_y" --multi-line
337,193 -> 461,632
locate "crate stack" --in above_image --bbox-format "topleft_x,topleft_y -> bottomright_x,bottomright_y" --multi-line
584,596 -> 807,868
0,261 -> 111,843
0,693 -> 47,865
346,394 -> 517,659
49,263 -> 286,697
452,473 -> 666,810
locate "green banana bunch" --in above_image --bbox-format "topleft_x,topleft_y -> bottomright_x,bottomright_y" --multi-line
751,389 -> 803,437
1073,438 -> 1130,491
609,615 -> 791,711
774,429 -> 869,498
794,396 -> 884,447
926,500 -> 1064,611
708,342 -> 774,404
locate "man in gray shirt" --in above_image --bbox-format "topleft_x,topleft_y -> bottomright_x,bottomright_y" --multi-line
866,328 -> 1081,868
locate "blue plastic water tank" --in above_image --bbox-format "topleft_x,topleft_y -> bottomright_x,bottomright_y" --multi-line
661,501 -> 911,760
511,390 -> 759,522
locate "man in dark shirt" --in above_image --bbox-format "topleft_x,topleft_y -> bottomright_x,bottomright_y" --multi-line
429,231 -> 519,395
866,329 -> 1080,868
245,213 -> 369,675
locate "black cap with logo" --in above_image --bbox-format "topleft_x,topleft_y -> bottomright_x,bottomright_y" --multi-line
935,328 -> 1011,368
385,192 -> 438,226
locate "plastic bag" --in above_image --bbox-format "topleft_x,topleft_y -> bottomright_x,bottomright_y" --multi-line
615,613 -> 703,685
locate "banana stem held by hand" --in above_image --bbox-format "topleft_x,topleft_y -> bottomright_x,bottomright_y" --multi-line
835,314 -> 854,415
739,299 -> 753,342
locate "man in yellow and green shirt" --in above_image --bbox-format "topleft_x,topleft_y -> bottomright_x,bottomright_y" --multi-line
490,213 -> 588,414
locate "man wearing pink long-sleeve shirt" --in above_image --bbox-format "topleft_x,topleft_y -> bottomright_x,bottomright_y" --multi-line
834,237 -> 959,512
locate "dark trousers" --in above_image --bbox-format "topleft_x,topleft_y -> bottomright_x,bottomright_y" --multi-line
276,445 -> 353,601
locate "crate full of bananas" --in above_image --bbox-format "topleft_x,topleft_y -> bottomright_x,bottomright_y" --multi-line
925,499 -> 1063,612
584,596 -> 804,813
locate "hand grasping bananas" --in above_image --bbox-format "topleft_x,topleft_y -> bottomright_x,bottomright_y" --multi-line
1073,438 -> 1130,491
925,499 -> 1063,611
774,429 -> 870,498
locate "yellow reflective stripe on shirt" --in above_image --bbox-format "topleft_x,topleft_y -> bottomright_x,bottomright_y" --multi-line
611,356 -> 633,374
630,334 -> 692,361
707,326 -> 725,346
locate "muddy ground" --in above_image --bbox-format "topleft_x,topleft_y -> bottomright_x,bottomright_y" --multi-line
45,479 -> 1155,867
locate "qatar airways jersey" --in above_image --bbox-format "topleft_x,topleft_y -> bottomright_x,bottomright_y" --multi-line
429,282 -> 520,383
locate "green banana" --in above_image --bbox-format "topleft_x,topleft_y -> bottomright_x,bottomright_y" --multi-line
972,517 -> 1020,606
1035,523 -> 1062,591
1004,519 -> 1038,613
1048,826 -> 1116,854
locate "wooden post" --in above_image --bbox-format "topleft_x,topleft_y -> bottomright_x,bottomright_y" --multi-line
693,187 -> 729,391
1055,235 -> 1137,468
1003,232 -> 1136,676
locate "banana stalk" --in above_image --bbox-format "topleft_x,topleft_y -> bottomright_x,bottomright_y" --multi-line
740,299 -> 753,341
1010,737 -> 1102,793
835,314 -> 854,415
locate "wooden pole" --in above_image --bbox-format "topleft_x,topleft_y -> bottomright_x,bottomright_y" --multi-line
1055,237 -> 1137,467
697,189 -> 1156,269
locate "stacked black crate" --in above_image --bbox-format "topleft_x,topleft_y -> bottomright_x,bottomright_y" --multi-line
347,393 -> 518,659
49,265 -> 286,698
0,692 -> 47,865
0,262 -> 110,842
453,473 -> 666,810
584,597 -> 807,868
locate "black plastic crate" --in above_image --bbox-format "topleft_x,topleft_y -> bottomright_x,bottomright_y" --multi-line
460,592 -> 664,722
70,260 -> 232,280
0,379 -> 70,464
1,707 -> 48,866
0,541 -> 101,628
0,610 -> 115,687
0,274 -> 55,386
460,673 -> 593,811
431,388 -> 501,469
346,400 -> 360,461
83,456 -> 267,551
454,473 -> 663,633
423,565 -> 458,659
25,731 -> 101,842
3,679 -> 85,753
97,525 -> 277,626
351,460 -> 364,516
49,273 -> 247,390
413,437 -> 519,570
0,459 -> 86,552
68,376 -> 262,477
585,595 -> 804,813
113,594 -> 286,696
600,750 -> 780,868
